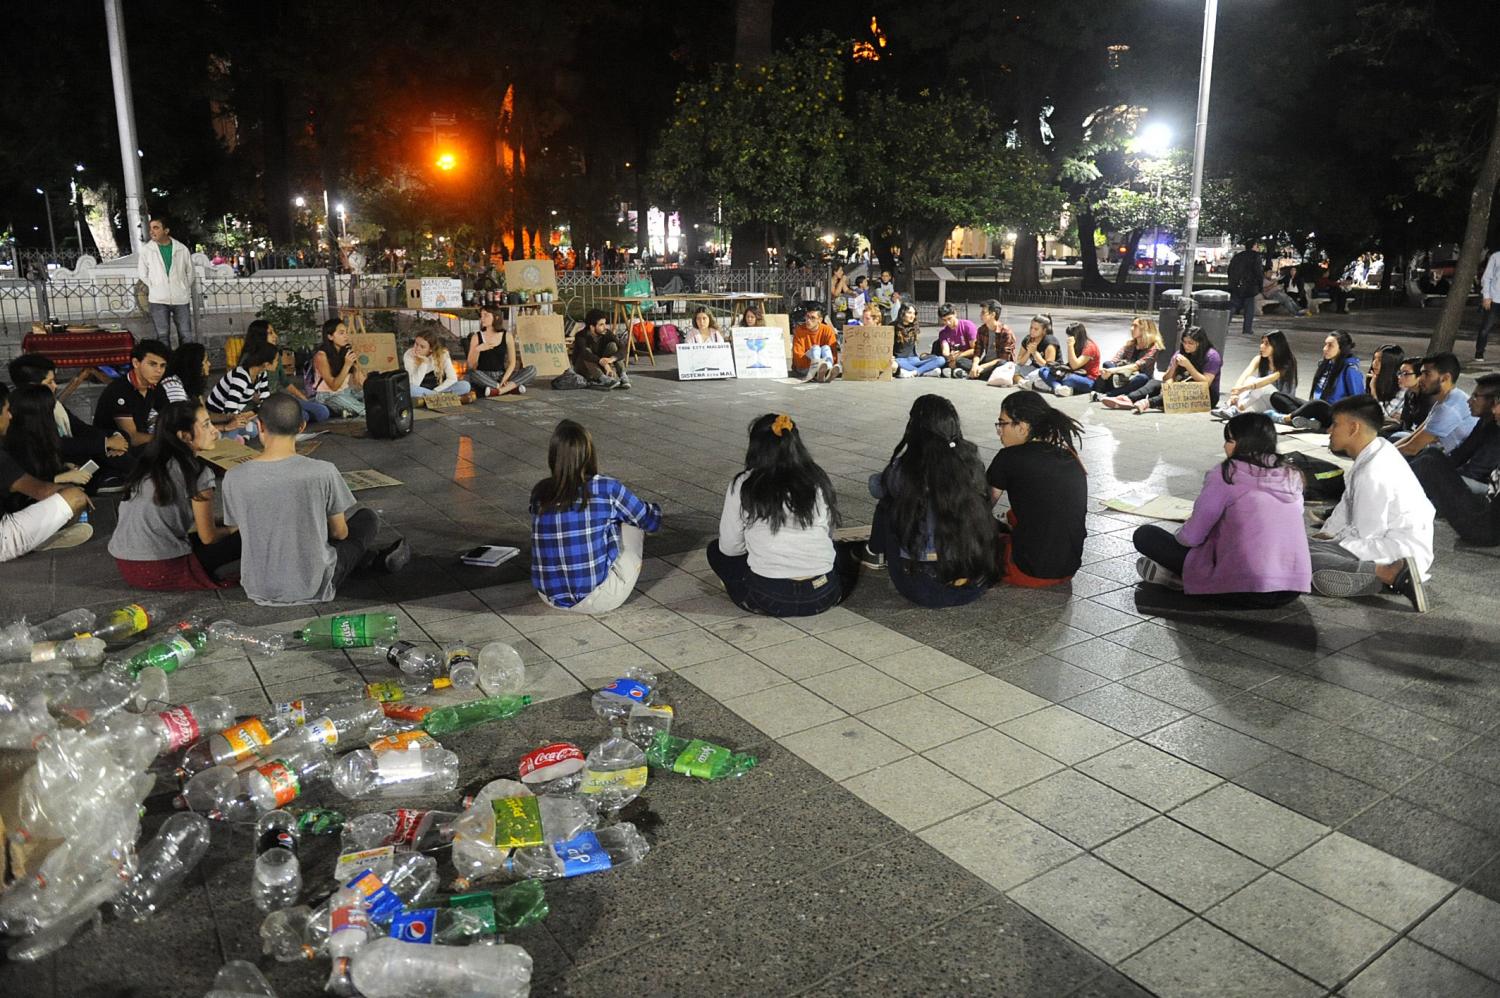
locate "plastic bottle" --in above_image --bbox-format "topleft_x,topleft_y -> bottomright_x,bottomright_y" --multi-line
419,694 -> 531,737
341,809 -> 460,853
0,838 -> 137,937
50,666 -> 169,729
443,640 -> 480,688
332,743 -> 460,799
293,807 -> 344,836
142,696 -> 236,755
350,938 -> 532,998
503,823 -> 650,881
380,640 -> 441,679
292,612 -> 399,649
207,619 -> 286,657
178,714 -> 295,776
579,727 -> 648,813
89,600 -> 167,644
450,784 -> 595,889
205,960 -> 279,998
23,635 -> 106,669
626,702 -> 674,749
306,855 -> 440,947
259,904 -> 315,961
324,883 -> 373,996
644,732 -> 759,780
476,641 -> 525,696
251,810 -> 302,912
283,699 -> 385,752
113,626 -> 209,678
364,675 -> 453,703
242,740 -> 332,812
591,667 -> 658,723
110,812 -> 212,921
0,694 -> 56,750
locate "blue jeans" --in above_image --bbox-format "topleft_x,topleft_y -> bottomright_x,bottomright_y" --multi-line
316,388 -> 365,417
1230,295 -> 1256,337
148,302 -> 194,345
411,380 -> 471,398
1039,368 -> 1096,393
869,499 -> 990,608
706,540 -> 858,617
896,355 -> 945,376
1094,372 -> 1150,397
297,397 -> 331,424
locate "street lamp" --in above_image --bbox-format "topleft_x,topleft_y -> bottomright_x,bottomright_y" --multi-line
336,203 -> 347,238
1135,123 -> 1174,311
35,188 -> 58,260
1179,0 -> 1220,304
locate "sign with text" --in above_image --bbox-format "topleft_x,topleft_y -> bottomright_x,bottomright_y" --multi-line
842,325 -> 895,381
420,391 -> 463,410
351,332 -> 399,373
676,341 -> 737,380
730,327 -> 789,379
504,259 -> 558,297
514,314 -> 570,377
419,278 -> 463,309
1162,379 -> 1212,414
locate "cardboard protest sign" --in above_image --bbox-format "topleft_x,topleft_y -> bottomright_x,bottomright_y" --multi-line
200,437 -> 258,471
419,278 -> 463,309
676,341 -> 737,380
420,392 -> 464,411
730,327 -> 789,379
1161,379 -> 1211,414
343,469 -> 404,491
841,325 -> 895,381
1102,493 -> 1197,521
504,259 -> 558,297
514,314 -> 570,377
764,314 -> 793,363
351,332 -> 399,373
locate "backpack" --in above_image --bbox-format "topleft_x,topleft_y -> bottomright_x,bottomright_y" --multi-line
552,370 -> 586,391
656,323 -> 680,353
1284,452 -> 1346,504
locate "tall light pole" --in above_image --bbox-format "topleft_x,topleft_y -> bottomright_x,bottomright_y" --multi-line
1178,0 -> 1219,304
1136,122 -> 1173,312
104,0 -> 148,253
35,188 -> 58,260
70,164 -> 86,254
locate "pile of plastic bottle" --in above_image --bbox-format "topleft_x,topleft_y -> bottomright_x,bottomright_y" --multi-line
0,602 -> 758,997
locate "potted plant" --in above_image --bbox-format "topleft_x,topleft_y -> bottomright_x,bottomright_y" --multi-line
256,290 -> 323,371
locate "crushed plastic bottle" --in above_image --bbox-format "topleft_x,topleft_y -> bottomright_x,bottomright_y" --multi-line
139,696 -> 236,755
50,666 -> 169,729
110,812 -> 212,921
443,640 -> 480,688
625,702 -> 674,749
293,807 -> 344,836
0,693 -> 57,749
350,937 -> 533,998
591,667 -> 659,723
579,728 -> 648,813
379,640 -> 441,679
89,600 -> 168,644
645,732 -> 759,781
0,608 -> 96,660
293,612 -> 398,649
502,822 -> 650,881
205,959 -> 280,998
389,880 -> 550,946
341,808 -> 460,853
281,699 -> 385,750
419,694 -> 530,737
477,640 -> 526,696
23,635 -> 107,669
306,855 -> 440,942
450,783 -> 595,889
206,619 -> 286,657
517,742 -> 586,796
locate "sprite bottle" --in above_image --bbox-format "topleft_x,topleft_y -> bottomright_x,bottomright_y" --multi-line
119,628 -> 210,678
644,733 -> 758,781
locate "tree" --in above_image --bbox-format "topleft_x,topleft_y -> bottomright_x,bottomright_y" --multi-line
1433,93 -> 1500,353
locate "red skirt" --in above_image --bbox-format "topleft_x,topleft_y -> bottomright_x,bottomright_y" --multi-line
114,554 -> 233,591
998,511 -> 1072,589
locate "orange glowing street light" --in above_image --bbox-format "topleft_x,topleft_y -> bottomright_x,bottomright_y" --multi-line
435,151 -> 457,172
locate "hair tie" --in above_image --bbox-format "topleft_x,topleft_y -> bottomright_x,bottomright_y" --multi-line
771,414 -> 795,437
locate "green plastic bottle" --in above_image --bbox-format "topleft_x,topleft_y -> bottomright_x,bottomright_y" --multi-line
419,695 -> 531,737
121,628 -> 209,678
644,733 -> 758,781
293,807 -> 346,836
292,613 -> 399,649
444,881 -> 550,934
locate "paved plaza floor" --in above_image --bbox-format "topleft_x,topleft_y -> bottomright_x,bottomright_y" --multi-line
2,308 -> 1498,996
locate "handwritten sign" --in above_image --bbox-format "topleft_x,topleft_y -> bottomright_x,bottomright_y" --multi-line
1162,379 -> 1211,414
419,278 -> 463,309
514,314 -> 570,377
351,332 -> 399,373
343,469 -> 404,492
200,437 -> 258,471
730,327 -> 789,379
676,341 -> 737,380
842,325 -> 895,381
420,391 -> 463,411
764,313 -> 793,363
505,259 -> 558,297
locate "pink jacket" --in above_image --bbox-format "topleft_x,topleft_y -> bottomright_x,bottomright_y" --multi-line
1178,463 -> 1312,595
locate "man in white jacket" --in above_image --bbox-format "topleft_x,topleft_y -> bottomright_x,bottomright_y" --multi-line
1309,395 -> 1434,611
1478,247 -> 1500,361
137,215 -> 195,345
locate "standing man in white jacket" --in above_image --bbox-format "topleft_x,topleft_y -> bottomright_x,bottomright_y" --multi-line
1478,247 -> 1500,362
138,215 -> 195,345
1308,395 -> 1435,611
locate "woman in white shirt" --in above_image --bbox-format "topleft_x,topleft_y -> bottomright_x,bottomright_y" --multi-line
403,328 -> 471,398
708,413 -> 859,616
684,306 -> 726,344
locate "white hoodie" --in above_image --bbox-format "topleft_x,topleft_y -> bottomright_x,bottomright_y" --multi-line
1322,436 -> 1435,579
136,237 -> 194,305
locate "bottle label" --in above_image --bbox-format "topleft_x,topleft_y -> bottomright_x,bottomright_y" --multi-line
156,705 -> 201,752
556,830 -> 614,877
257,825 -> 298,857
389,808 -> 429,845
346,869 -> 403,921
256,759 -> 301,806
385,640 -> 417,668
274,700 -> 309,725
330,614 -> 368,648
389,907 -> 438,943
491,796 -> 544,849
305,717 -> 338,747
295,808 -> 344,836
221,718 -> 273,758
447,892 -> 498,934
29,640 -> 58,663
672,739 -> 731,780
579,765 -> 648,797
599,676 -> 652,704
365,681 -> 404,703
381,702 -> 431,723
380,743 -> 429,780
330,902 -> 371,936
124,603 -> 150,633
447,647 -> 476,673
158,634 -> 195,673
335,845 -> 395,881
369,730 -> 435,755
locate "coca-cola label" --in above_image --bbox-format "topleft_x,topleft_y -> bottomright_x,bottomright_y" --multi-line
389,809 -> 428,845
388,907 -> 437,943
256,759 -> 301,806
556,830 -> 614,877
490,796 -> 544,849
518,742 -> 585,784
156,705 -> 201,752
598,676 -> 651,704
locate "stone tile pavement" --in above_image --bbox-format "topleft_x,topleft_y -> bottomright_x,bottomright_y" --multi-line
2,312 -> 1498,996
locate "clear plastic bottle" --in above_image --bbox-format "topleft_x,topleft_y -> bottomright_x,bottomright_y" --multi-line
259,904 -> 315,962
89,600 -> 167,644
503,822 -> 650,881
579,727 -> 648,814
363,676 -> 452,703
625,702 -> 674,749
324,883 -> 373,996
282,699 -> 385,752
207,620 -> 286,657
350,937 -> 533,998
591,667 -> 659,723
306,855 -> 440,948
380,640 -> 441,679
205,959 -> 279,998
252,810 -> 302,912
242,741 -> 332,812
443,640 -> 480,688
23,635 -> 106,669
332,744 -> 460,799
340,808 -> 460,853
142,696 -> 236,755
450,784 -> 595,889
178,714 -> 295,776
293,612 -> 399,649
476,641 -> 525,696
0,693 -> 56,750
50,666 -> 169,729
110,812 -> 212,921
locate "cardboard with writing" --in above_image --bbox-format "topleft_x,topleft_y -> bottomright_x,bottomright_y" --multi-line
676,341 -> 737,380
514,314 -> 571,377
842,325 -> 895,381
1161,379 -> 1212,414
351,332 -> 399,374
504,260 -> 558,297
419,278 -> 464,310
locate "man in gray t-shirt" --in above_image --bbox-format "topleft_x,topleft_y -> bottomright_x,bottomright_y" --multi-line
221,394 -> 408,605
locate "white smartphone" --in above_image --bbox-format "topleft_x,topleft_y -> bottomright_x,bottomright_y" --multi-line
79,460 -> 99,476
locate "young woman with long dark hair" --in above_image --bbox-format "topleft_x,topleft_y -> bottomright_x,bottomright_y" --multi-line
160,342 -> 209,403
1011,315 -> 1061,387
3,385 -> 90,491
1133,412 -> 1310,606
1368,343 -> 1406,425
1382,356 -> 1431,438
1101,326 -> 1223,413
1036,321 -> 1102,396
529,419 -> 661,613
109,401 -> 241,590
892,303 -> 945,378
1267,331 -> 1365,431
708,413 -> 859,616
865,395 -> 993,606
1213,330 -> 1299,417
987,393 -> 1088,585
242,319 -> 330,423
309,317 -> 366,416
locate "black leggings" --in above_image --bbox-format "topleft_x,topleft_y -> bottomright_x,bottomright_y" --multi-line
192,533 -> 243,579
1132,525 -> 1301,608
1270,393 -> 1332,428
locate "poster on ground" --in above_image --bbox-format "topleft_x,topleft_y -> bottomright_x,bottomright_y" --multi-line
730,327 -> 789,379
1162,379 -> 1211,414
842,325 -> 895,381
676,341 -> 737,380
514,314 -> 571,377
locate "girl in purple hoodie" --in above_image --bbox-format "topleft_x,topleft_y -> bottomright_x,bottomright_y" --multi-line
1132,412 -> 1312,607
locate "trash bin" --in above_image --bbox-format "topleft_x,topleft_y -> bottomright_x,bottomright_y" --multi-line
1157,290 -> 1183,373
1192,289 -> 1231,358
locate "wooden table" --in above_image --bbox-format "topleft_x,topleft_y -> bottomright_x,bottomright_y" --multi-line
597,292 -> 773,368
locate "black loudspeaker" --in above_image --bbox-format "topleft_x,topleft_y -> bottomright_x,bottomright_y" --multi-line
364,370 -> 413,439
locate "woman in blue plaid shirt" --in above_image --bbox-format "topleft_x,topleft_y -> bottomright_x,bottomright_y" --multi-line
529,420 -> 661,613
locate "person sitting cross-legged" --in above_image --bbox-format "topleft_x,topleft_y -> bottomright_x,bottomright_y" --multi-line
1395,352 -> 1479,458
1266,331 -> 1364,431
0,384 -> 91,560
1101,325 -> 1222,414
220,393 -> 409,606
1133,412 -> 1311,607
934,304 -> 980,378
466,304 -> 537,398
8,352 -> 131,488
206,339 -> 281,440
791,305 -> 840,383
891,304 -> 945,378
403,327 -> 471,400
1089,317 -> 1163,400
1409,374 -> 1500,546
987,392 -> 1088,586
1211,331 -> 1298,418
1306,395 -> 1433,612
565,309 -> 630,391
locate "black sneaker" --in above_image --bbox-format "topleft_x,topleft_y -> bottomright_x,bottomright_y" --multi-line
1387,556 -> 1428,613
378,538 -> 412,574
1290,416 -> 1321,431
858,544 -> 887,570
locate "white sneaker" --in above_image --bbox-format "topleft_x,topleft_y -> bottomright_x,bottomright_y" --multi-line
1135,556 -> 1184,590
1054,385 -> 1073,398
830,363 -> 843,380
895,366 -> 912,379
